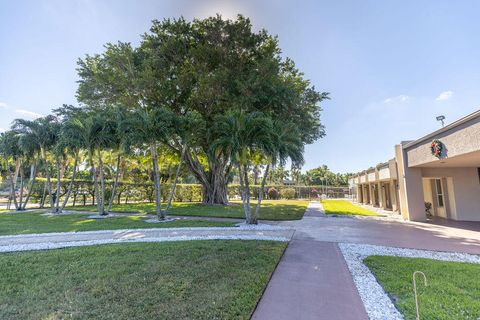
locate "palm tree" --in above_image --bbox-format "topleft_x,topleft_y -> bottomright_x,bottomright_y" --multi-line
12,116 -> 58,212
119,107 -> 175,220
210,111 -> 276,224
250,121 -> 304,223
16,128 -> 40,210
80,110 -> 118,215
0,131 -> 23,210
55,118 -> 85,213
102,107 -> 129,214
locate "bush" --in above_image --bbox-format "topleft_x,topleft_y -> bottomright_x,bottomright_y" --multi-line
267,187 -> 279,200
310,188 -> 319,198
280,188 -> 296,200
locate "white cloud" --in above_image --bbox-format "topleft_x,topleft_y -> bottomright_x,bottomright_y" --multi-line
14,109 -> 43,119
383,95 -> 409,104
0,102 -> 8,108
436,91 -> 453,101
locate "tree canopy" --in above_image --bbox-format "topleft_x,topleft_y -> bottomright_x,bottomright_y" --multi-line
76,15 -> 328,204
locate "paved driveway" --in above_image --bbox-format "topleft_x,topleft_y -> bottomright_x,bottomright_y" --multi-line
278,210 -> 480,255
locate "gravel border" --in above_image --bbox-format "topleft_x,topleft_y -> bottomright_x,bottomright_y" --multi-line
0,224 -> 290,239
0,235 -> 291,253
339,243 -> 480,320
0,225 -> 293,253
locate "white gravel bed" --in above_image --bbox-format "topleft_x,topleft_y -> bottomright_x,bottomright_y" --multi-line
339,243 -> 480,320
0,224 -> 291,239
0,235 -> 290,253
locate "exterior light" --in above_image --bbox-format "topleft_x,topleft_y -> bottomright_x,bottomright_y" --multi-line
436,115 -> 445,127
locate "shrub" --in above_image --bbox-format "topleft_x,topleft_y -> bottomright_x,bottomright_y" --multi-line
311,188 -> 319,198
267,187 -> 279,200
280,188 -> 296,200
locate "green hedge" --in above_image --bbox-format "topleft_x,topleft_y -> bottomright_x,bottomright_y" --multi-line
13,179 -> 350,207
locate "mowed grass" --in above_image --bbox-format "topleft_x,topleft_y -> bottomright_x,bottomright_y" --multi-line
0,212 -> 235,236
0,241 -> 286,320
364,256 -> 480,320
69,200 -> 309,220
321,200 -> 381,216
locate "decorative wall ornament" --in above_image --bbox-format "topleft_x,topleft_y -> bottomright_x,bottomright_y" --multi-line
430,139 -> 443,158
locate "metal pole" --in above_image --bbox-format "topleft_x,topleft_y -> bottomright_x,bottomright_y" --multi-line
413,271 -> 428,320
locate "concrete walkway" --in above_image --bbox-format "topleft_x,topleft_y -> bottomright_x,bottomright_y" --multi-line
253,202 -> 368,320
252,240 -> 367,320
278,206 -> 480,255
252,201 -> 480,320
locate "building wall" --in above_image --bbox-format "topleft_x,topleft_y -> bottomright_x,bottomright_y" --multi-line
378,167 -> 390,180
395,144 -> 426,221
421,167 -> 480,221
406,117 -> 480,167
353,112 -> 480,222
367,171 -> 376,181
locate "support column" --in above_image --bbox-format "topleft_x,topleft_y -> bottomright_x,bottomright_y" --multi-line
395,145 -> 426,221
378,182 -> 386,208
370,183 -> 375,206
389,180 -> 398,211
356,184 -> 362,203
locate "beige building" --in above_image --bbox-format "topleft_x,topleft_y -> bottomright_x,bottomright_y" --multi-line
351,110 -> 480,222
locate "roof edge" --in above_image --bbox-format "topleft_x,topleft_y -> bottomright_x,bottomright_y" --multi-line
403,109 -> 480,149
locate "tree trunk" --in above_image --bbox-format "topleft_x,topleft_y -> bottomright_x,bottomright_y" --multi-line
150,143 -> 164,220
183,147 -> 229,205
72,187 -> 77,207
41,147 -> 55,212
238,163 -> 252,224
165,145 -> 186,213
117,188 -> 123,205
106,153 -> 121,214
97,149 -> 105,215
39,180 -> 47,208
18,165 -> 24,211
253,165 -> 259,185
22,157 -> 38,210
13,158 -> 20,188
252,163 -> 270,224
7,162 -> 19,211
54,158 -> 62,213
242,163 -> 252,223
89,149 -> 100,214
59,152 -> 79,213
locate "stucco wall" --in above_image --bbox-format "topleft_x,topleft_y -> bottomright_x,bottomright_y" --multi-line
378,167 -> 390,180
406,117 -> 480,167
421,167 -> 480,221
388,159 -> 398,179
367,171 -> 376,182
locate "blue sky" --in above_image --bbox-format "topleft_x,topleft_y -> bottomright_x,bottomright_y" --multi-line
1,0 -> 480,173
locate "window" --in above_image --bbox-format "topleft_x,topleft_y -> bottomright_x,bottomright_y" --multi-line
435,179 -> 444,207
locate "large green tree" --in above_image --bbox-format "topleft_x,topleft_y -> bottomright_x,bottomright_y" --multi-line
306,165 -> 352,187
76,15 -> 328,204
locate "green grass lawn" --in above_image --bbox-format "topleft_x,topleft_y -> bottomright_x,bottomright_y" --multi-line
364,255 -> 480,320
321,200 -> 382,216
0,240 -> 286,320
0,212 -> 235,236
69,199 -> 309,220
